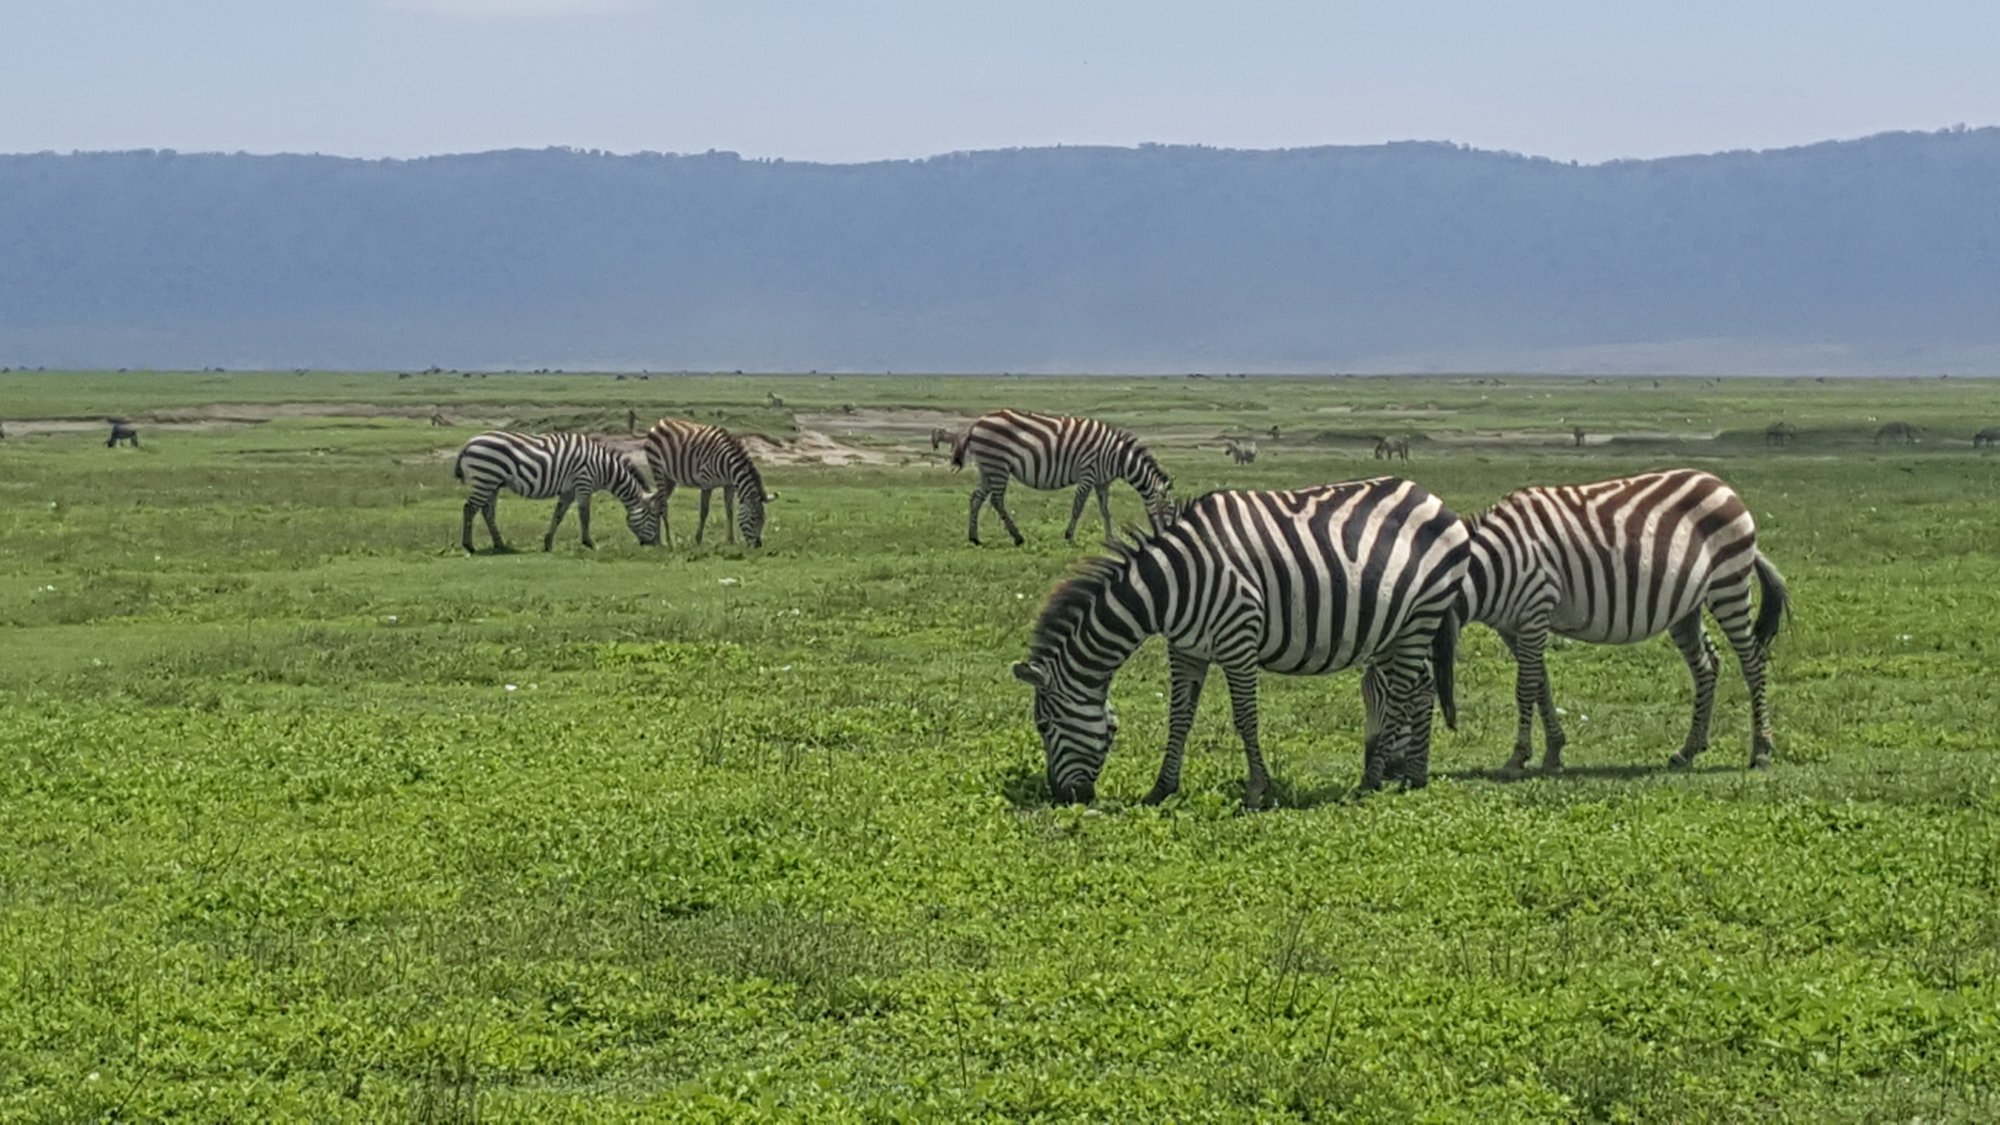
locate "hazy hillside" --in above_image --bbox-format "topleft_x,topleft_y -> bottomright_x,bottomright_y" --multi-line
3,129 -> 1997,373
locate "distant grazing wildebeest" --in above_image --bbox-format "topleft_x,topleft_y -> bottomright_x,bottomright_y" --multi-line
1372,436 -> 1410,462
1875,422 -> 1920,444
430,413 -> 449,428
1267,425 -> 1281,440
1765,421 -> 1797,447
766,392 -> 786,409
1571,426 -> 1587,448
1975,428 -> 2000,450
106,420 -> 140,447
1223,438 -> 1258,465
627,408 -> 637,434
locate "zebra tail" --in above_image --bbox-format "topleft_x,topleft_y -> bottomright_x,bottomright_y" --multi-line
1432,604 -> 1460,732
1752,552 -> 1791,648
949,430 -> 970,470
451,450 -> 466,482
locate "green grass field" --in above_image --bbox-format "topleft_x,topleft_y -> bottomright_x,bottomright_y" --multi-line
3,371 -> 1998,1120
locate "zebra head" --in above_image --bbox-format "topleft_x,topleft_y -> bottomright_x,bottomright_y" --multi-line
1122,443 -> 1175,530
628,491 -> 664,546
1011,659 -> 1119,804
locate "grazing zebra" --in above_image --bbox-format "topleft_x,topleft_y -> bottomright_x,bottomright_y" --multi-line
1223,438 -> 1258,465
1765,421 -> 1797,447
954,409 -> 1174,546
766,392 -> 786,409
1013,478 -> 1470,806
1459,468 -> 1790,774
1976,427 -> 2000,450
1372,436 -> 1409,461
1875,422 -> 1919,444
429,412 -> 449,428
453,431 -> 661,553
643,417 -> 773,548
106,420 -> 140,447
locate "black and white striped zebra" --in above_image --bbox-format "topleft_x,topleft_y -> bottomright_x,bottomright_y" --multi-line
1012,478 -> 1469,807
1459,468 -> 1790,774
643,417 -> 773,548
453,431 -> 660,553
955,409 -> 1175,546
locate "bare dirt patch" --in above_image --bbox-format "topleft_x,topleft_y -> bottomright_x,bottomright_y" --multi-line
743,429 -> 894,467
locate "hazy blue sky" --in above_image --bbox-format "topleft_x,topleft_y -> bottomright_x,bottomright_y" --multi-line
3,1 -> 1994,163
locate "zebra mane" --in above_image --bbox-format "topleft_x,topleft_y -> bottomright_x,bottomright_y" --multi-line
1025,549 -> 1140,668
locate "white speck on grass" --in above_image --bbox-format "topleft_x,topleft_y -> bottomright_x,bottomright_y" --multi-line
719,577 -> 739,586
1898,634 -> 1912,642
780,664 -> 793,673
386,615 -> 398,623
504,684 -> 518,692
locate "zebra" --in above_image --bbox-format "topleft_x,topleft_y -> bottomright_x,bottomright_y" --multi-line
643,417 -> 774,548
429,412 -> 449,428
1875,422 -> 1919,444
1458,468 -> 1790,775
766,392 -> 786,409
1372,436 -> 1409,461
1765,421 -> 1797,447
1976,427 -> 2000,450
452,431 -> 661,554
1223,438 -> 1258,465
1012,478 -> 1470,807
106,420 -> 140,447
954,409 -> 1174,546
931,426 -> 966,453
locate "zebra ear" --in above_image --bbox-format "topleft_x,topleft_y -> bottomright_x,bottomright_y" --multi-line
1011,661 -> 1049,688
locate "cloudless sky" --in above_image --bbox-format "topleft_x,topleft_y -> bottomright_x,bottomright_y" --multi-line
2,0 -> 1994,163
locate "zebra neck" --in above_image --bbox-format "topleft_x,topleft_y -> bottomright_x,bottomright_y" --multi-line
1053,553 -> 1166,679
600,462 -> 646,508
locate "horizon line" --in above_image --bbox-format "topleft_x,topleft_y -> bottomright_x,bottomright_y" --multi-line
4,124 -> 1994,169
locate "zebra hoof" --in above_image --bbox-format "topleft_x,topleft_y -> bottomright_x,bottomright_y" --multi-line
1667,753 -> 1694,771
1749,756 -> 1772,771
1541,761 -> 1564,777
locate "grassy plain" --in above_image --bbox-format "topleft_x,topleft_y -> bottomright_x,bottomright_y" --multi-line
2,370 -> 1998,1120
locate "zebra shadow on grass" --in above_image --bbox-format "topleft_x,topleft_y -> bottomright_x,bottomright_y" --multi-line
1439,761 -> 1735,784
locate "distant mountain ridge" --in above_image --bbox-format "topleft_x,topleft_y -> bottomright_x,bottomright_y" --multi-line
3,129 -> 1997,373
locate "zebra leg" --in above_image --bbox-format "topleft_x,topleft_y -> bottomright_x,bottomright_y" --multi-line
723,487 -> 737,544
1222,666 -> 1272,809
1064,484 -> 1090,542
1360,664 -> 1395,784
1095,485 -> 1115,545
1709,585 -> 1775,769
542,493 -> 574,551
657,481 -> 677,547
967,484 -> 986,544
695,488 -> 713,544
480,497 -> 505,552
988,484 -> 1025,546
1144,650 -> 1208,805
1666,611 -> 1720,769
576,490 -> 594,549
1504,631 -> 1559,773
461,496 -> 482,554
1393,666 -> 1438,789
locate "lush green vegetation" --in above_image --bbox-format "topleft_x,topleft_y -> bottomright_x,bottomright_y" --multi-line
3,373 -> 1998,1120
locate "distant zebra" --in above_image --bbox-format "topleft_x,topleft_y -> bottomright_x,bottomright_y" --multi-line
1459,468 -> 1790,774
1976,427 -> 2000,450
429,412 -> 449,428
453,431 -> 661,554
1765,421 -> 1797,447
106,420 -> 140,447
1372,436 -> 1409,461
1571,426 -> 1587,448
954,409 -> 1174,546
1223,438 -> 1258,465
766,392 -> 786,409
643,417 -> 774,548
1014,478 -> 1469,806
1875,422 -> 1919,444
